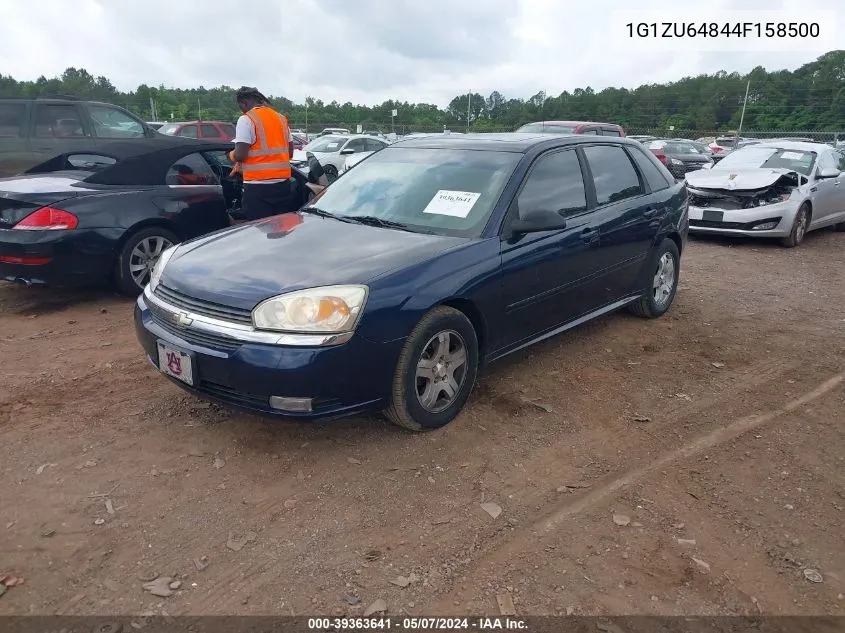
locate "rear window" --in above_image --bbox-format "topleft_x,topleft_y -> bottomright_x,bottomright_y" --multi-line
200,124 -> 219,138
0,103 -> 26,138
663,142 -> 701,154
516,123 -> 576,134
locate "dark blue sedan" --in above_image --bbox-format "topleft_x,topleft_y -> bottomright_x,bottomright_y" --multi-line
135,133 -> 688,431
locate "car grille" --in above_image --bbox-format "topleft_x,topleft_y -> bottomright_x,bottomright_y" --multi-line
669,162 -> 708,177
154,284 -> 253,325
689,220 -> 747,230
150,307 -> 242,352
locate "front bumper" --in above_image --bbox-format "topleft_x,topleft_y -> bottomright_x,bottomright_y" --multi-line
134,290 -> 403,421
0,228 -> 118,286
687,200 -> 798,238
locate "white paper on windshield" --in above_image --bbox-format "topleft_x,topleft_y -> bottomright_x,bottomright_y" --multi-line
780,151 -> 803,160
422,190 -> 481,218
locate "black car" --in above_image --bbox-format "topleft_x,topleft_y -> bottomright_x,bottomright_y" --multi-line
0,138 -> 312,294
0,97 -> 161,178
646,139 -> 713,179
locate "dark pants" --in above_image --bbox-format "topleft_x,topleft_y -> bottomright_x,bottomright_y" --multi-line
241,180 -> 294,221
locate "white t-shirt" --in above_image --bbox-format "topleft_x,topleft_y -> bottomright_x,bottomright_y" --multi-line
233,109 -> 292,185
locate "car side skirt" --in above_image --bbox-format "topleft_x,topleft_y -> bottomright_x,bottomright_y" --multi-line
485,294 -> 641,364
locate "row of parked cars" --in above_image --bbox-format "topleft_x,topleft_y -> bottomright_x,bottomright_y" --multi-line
2,103 -> 844,433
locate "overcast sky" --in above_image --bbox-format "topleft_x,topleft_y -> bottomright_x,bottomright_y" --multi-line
0,0 -> 841,107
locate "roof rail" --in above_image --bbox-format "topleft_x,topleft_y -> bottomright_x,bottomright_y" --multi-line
39,94 -> 85,101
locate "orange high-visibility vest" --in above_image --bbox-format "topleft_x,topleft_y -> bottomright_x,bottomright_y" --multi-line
242,106 -> 292,181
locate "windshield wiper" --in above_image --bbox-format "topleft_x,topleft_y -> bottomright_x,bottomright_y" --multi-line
343,216 -> 416,231
300,207 -> 353,222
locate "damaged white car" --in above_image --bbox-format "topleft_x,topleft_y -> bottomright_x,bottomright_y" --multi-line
686,141 -> 845,247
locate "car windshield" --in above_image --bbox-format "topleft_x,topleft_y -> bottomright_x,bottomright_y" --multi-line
515,123 -> 576,134
306,136 -> 345,152
715,146 -> 817,176
303,147 -> 520,238
158,124 -> 180,136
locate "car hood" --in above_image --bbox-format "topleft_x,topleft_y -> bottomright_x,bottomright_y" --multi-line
686,167 -> 799,191
160,213 -> 469,309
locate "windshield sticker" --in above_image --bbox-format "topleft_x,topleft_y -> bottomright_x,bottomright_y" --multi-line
422,190 -> 481,218
780,151 -> 804,160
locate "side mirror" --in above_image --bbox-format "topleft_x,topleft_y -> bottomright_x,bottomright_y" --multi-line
818,167 -> 841,179
509,210 -> 568,235
340,148 -> 355,155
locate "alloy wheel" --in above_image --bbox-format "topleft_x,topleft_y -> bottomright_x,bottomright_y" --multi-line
653,252 -> 676,306
129,235 -> 173,288
415,330 -> 468,413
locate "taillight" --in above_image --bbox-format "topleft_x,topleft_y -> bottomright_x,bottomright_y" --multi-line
651,150 -> 669,166
711,146 -> 723,153
13,206 -> 78,231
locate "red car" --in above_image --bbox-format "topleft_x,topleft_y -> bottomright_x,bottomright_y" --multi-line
515,120 -> 626,136
292,133 -> 307,150
158,121 -> 236,142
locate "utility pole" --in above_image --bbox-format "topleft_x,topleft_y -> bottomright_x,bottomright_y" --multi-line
735,79 -> 750,144
467,91 -> 471,133
305,99 -> 309,137
197,96 -> 202,121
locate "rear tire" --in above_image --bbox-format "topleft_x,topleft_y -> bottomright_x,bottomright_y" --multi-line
114,227 -> 178,296
628,238 -> 680,319
780,203 -> 810,247
383,306 -> 479,432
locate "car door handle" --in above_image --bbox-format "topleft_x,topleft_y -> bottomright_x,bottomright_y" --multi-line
580,228 -> 600,243
643,206 -> 660,218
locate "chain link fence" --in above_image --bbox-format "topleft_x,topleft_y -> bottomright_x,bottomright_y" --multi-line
291,122 -> 844,144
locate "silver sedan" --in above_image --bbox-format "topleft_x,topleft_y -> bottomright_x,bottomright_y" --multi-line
685,141 -> 845,247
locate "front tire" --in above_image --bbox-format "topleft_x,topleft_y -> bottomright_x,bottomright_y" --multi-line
114,227 -> 178,296
384,306 -> 479,432
780,203 -> 810,247
835,221 -> 845,232
628,238 -> 680,319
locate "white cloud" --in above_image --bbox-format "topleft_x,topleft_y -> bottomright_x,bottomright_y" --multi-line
0,0 -> 841,106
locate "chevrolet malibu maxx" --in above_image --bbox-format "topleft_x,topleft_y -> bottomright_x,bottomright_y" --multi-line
135,134 -> 688,431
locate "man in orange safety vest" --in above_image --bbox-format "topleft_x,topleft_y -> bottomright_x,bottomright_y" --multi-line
230,86 -> 295,221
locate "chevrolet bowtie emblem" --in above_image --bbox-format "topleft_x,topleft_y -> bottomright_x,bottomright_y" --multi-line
176,312 -> 193,327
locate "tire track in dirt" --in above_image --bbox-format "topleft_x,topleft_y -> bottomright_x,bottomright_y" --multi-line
427,372 -> 845,611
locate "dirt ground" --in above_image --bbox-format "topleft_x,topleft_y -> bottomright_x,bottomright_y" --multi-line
1,230 -> 844,618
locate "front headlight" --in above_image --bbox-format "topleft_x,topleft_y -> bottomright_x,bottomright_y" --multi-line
148,245 -> 177,292
252,285 -> 368,333
670,158 -> 683,166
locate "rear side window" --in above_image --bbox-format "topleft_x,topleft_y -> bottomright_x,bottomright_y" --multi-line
517,149 -> 587,218
0,104 -> 27,138
580,129 -> 598,135
220,123 -> 236,138
583,145 -> 644,205
88,105 -> 145,138
602,129 -> 622,136
67,154 -> 117,171
628,147 -> 672,191
166,152 -> 219,185
34,104 -> 90,138
200,124 -> 219,138
180,125 -> 198,139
